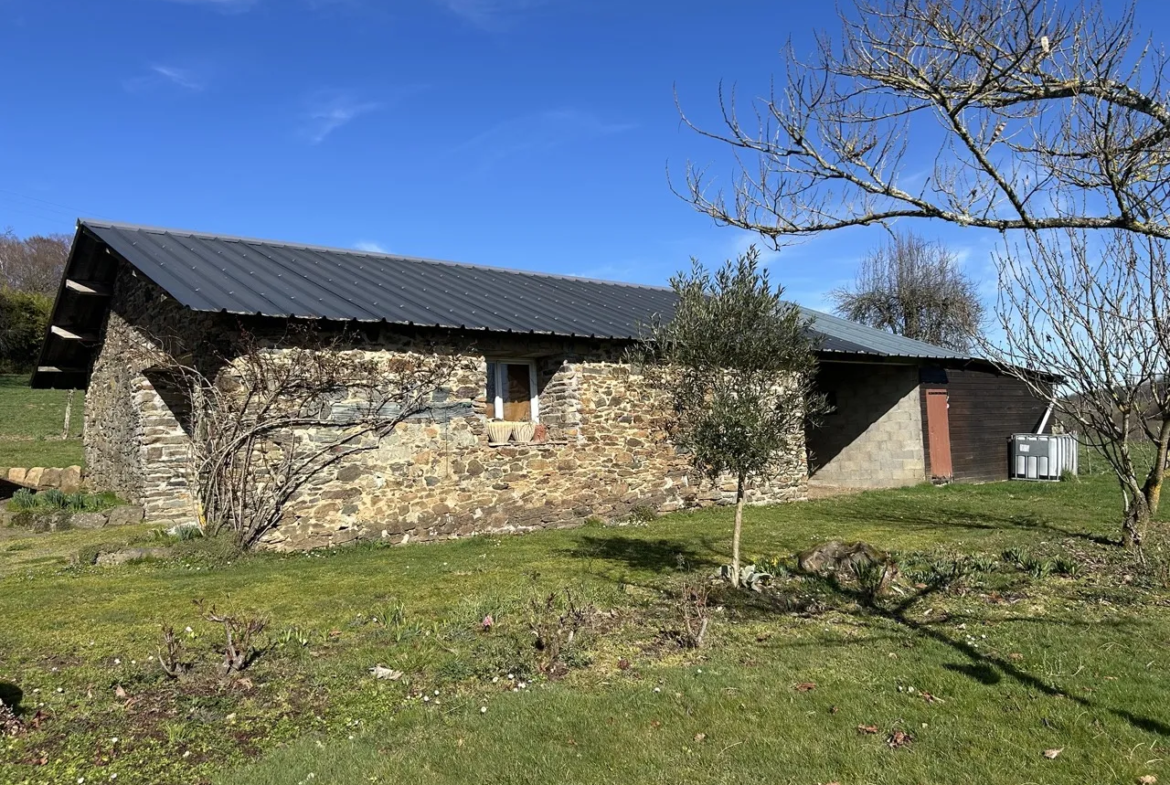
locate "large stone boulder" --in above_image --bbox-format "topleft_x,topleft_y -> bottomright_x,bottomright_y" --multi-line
106,505 -> 145,527
59,466 -> 83,494
71,512 -> 108,530
797,540 -> 887,577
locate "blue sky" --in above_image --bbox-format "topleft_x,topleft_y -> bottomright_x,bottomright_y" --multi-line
0,0 -> 1167,314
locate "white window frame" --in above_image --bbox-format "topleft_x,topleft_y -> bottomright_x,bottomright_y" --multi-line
489,359 -> 540,422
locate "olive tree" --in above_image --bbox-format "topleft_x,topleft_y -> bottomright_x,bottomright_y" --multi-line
636,247 -> 822,586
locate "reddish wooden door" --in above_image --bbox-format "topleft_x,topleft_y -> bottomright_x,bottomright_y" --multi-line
925,389 -> 953,479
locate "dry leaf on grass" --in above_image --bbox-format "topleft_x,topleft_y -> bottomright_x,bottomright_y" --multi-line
795,682 -> 817,692
857,724 -> 880,734
693,733 -> 706,743
1137,776 -> 1157,784
887,729 -> 913,749
114,685 -> 126,699
1043,748 -> 1064,759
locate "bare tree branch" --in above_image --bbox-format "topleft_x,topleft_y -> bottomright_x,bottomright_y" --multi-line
677,0 -> 1170,243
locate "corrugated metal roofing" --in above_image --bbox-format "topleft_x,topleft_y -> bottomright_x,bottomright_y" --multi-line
82,221 -> 967,357
33,220 -> 969,388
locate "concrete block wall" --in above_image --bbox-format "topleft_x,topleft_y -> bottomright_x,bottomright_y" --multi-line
807,363 -> 926,488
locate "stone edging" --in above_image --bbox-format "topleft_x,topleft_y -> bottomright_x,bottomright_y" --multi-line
2,466 -> 85,492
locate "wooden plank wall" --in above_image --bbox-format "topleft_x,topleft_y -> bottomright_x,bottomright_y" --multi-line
920,367 -> 1049,483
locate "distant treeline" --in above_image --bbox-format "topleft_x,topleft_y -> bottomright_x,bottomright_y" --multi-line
0,231 -> 71,374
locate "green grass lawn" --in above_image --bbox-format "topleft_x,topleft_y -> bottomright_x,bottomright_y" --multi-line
1,477 -> 1168,785
0,374 -> 84,468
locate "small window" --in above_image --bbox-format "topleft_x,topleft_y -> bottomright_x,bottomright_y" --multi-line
486,360 -> 539,422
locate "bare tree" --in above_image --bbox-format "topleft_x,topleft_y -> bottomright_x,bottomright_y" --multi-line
986,229 -> 1170,548
677,0 -> 1170,551
0,232 -> 71,295
634,247 -> 824,586
677,0 -> 1170,243
139,324 -> 468,549
831,231 -> 984,350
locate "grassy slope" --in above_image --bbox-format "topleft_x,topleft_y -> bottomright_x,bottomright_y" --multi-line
1,478 -> 1167,785
0,375 -> 84,468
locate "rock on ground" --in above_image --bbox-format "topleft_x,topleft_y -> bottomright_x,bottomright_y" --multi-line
106,505 -> 145,527
797,540 -> 887,577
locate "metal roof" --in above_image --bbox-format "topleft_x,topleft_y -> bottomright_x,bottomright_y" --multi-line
32,220 -> 968,388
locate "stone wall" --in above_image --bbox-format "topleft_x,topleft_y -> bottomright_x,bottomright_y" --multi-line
806,363 -> 926,488
264,341 -> 808,550
84,268 -> 808,545
85,266 -> 211,522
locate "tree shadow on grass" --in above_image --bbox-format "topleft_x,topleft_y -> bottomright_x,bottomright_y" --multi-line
831,505 -> 1118,547
563,534 -> 721,575
733,575 -> 1170,737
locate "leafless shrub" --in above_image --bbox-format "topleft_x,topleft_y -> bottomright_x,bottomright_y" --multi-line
528,591 -> 593,677
135,323 -> 469,548
679,580 -> 710,649
196,600 -> 268,675
157,625 -> 192,679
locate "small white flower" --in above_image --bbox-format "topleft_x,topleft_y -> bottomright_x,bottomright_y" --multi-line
114,659 -> 121,665
480,706 -> 487,714
518,682 -> 526,689
696,669 -> 702,674
653,687 -> 661,693
110,775 -> 118,781
348,735 -> 354,740
56,687 -> 63,693
507,673 -> 514,680
183,751 -> 191,759
423,695 -> 430,702
491,676 -> 499,683
434,689 -> 439,696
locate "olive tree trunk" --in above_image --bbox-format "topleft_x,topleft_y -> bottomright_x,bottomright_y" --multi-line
731,473 -> 746,588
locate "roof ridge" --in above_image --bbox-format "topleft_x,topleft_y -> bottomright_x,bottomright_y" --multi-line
78,219 -> 675,294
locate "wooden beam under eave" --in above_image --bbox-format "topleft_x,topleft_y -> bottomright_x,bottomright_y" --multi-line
64,279 -> 111,296
37,366 -> 87,374
50,325 -> 99,342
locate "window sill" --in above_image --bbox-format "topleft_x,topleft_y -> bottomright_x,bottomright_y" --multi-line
486,440 -> 572,450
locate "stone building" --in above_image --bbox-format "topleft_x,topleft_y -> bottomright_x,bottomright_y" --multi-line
33,221 -> 1048,548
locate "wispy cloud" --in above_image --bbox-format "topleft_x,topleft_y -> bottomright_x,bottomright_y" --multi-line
300,92 -> 381,144
436,0 -> 549,29
354,240 -> 388,254
456,109 -> 635,171
123,64 -> 207,93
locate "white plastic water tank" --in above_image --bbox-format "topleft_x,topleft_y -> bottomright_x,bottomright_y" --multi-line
1010,433 -> 1078,481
